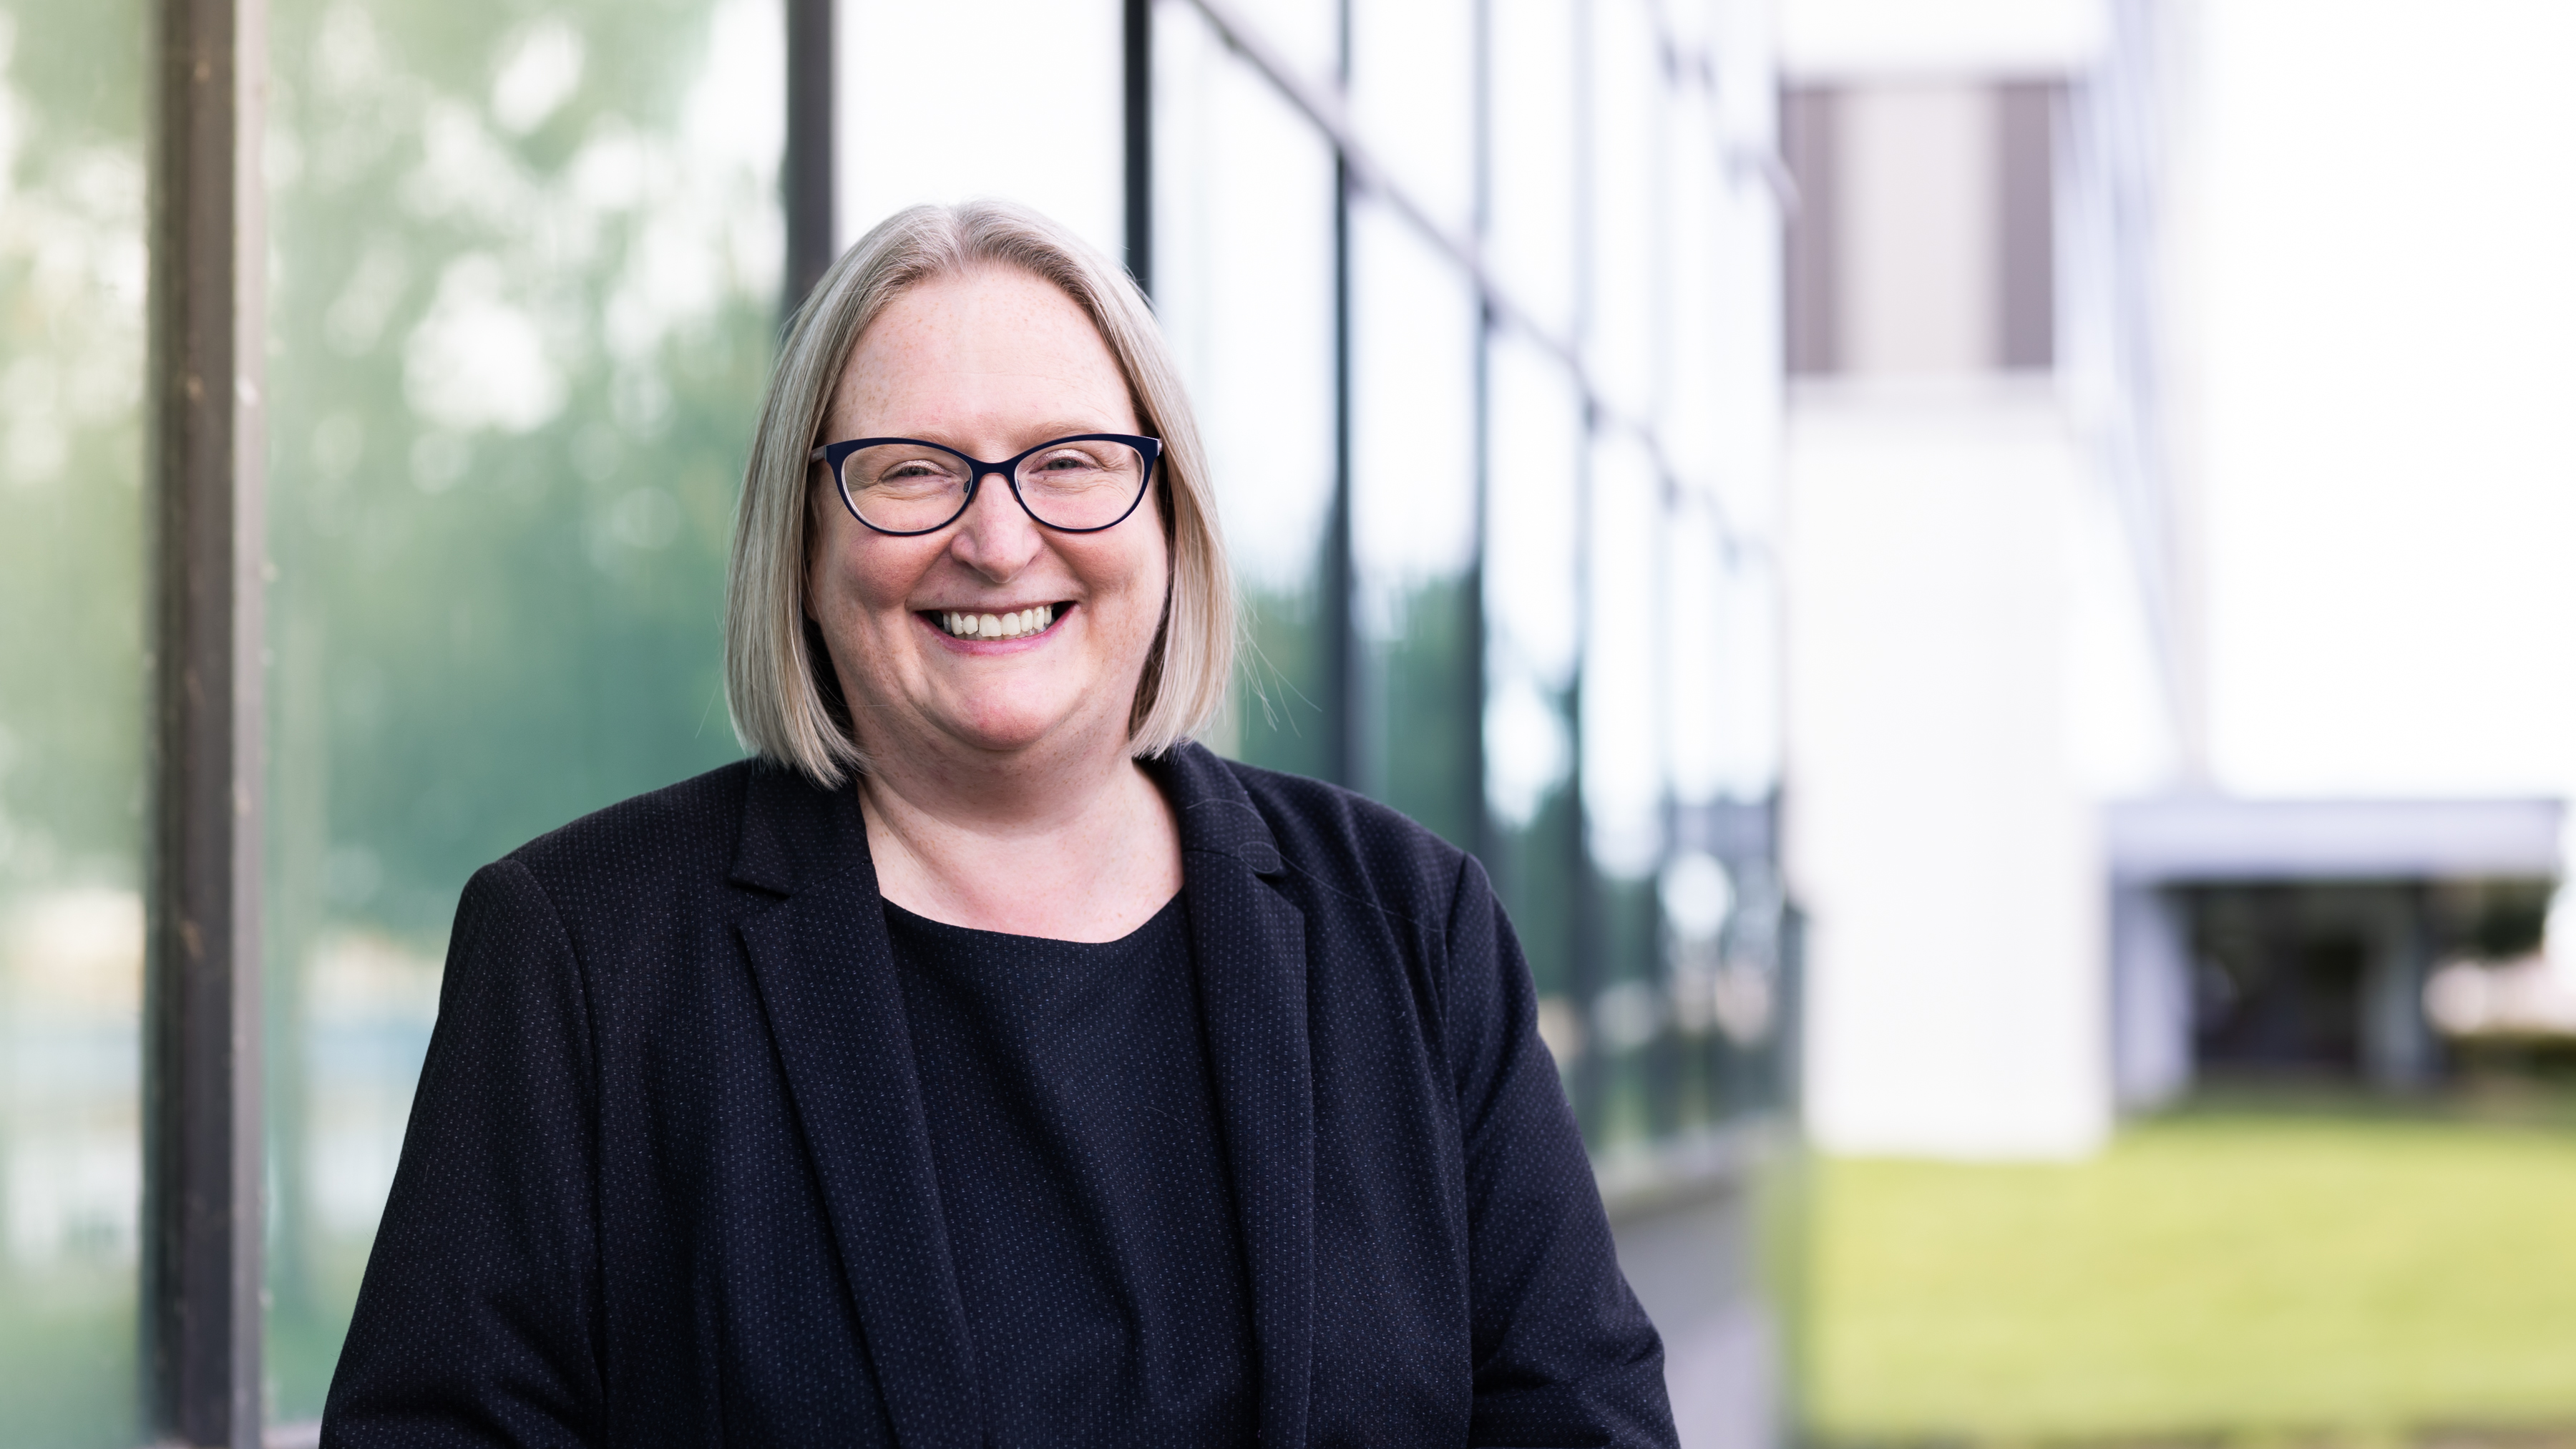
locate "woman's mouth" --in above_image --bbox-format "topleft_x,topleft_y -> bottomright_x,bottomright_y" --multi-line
924,602 -> 1066,640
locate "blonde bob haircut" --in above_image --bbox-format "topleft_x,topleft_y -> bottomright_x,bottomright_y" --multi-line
724,200 -> 1234,789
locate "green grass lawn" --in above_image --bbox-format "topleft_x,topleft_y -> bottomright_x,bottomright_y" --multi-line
1810,1090 -> 2576,1443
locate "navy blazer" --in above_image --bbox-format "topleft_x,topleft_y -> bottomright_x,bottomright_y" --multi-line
322,743 -> 1677,1448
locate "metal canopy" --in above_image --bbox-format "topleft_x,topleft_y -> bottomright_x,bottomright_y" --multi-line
2105,796 -> 2565,884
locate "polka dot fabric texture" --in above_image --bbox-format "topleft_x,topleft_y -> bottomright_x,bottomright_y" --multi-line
319,743 -> 1677,1448
883,896 -> 1255,1445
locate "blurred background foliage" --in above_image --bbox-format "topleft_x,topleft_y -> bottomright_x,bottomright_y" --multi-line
0,0 -> 146,898
260,0 -> 771,1415
0,0 -> 147,1443
263,0 -> 765,942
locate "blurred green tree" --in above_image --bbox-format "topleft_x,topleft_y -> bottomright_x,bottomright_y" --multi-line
260,0 -> 777,1415
0,0 -> 149,1443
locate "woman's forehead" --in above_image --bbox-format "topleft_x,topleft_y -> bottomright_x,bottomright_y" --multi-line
864,268 -> 1106,370
838,268 -> 1128,426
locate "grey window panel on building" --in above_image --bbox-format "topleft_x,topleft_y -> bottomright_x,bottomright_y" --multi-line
1783,81 -> 2058,376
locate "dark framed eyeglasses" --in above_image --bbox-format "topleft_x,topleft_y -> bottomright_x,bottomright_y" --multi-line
809,433 -> 1163,537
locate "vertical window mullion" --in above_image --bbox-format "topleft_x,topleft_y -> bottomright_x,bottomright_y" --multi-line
145,0 -> 267,1442
784,0 -> 836,314
1123,0 -> 1153,296
1566,0 -> 1604,1141
1327,0 -> 1357,790
1468,0 -> 1493,871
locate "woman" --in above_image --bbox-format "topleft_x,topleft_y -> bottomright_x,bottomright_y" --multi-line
323,201 -> 1676,1448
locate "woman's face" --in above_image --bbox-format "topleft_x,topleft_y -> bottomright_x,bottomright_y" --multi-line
806,265 -> 1170,771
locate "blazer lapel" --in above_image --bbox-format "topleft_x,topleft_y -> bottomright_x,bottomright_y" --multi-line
730,766 -> 983,1449
1153,745 -> 1316,1449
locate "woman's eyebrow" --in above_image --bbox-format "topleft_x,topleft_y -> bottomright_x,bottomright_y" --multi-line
1013,421 -> 1129,443
898,423 -> 1130,452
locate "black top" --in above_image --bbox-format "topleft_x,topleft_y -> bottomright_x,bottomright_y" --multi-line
321,743 -> 1676,1448
883,896 -> 1254,1446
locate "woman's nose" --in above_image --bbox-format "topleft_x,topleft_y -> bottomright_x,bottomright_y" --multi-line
947,469 -> 1042,579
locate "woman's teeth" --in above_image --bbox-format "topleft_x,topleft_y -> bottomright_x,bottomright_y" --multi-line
940,604 -> 1056,639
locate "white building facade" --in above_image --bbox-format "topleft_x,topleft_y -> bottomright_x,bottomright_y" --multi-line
1777,0 -> 2188,1157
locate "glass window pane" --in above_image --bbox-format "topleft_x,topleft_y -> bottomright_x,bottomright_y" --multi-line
1348,0 -> 1473,235
837,0 -> 1123,258
1481,333 -> 1581,1041
1711,76 -> 1785,550
1666,505 -> 1727,809
1582,429 -> 1665,1151
1584,0 -> 1659,422
1660,89 -> 1725,484
1704,27 -> 1785,805
262,0 -> 780,1420
0,1 -> 147,1442
1153,3 -> 1338,779
1583,431 -> 1662,882
1483,337 -> 1581,709
1488,0 -> 1576,340
1712,559 -> 1783,801
1350,200 -> 1479,847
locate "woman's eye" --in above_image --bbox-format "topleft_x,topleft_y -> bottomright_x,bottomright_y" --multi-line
874,459 -> 959,487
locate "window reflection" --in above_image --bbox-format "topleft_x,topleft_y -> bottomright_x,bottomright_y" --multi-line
1664,502 -> 1729,809
1583,0 -> 1662,423
1486,0 -> 1577,341
1350,200 -> 1478,848
1481,331 -> 1584,1044
0,0 -> 147,1442
1154,3 -> 1339,779
1347,0 -> 1473,235
262,0 -> 781,1420
1584,431 -> 1664,1153
1583,432 -> 1663,882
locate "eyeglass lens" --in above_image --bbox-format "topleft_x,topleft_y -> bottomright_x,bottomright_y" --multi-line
840,439 -> 1148,533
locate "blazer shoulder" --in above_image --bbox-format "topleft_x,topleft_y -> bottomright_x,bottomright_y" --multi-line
1216,753 -> 1470,921
502,757 -> 761,897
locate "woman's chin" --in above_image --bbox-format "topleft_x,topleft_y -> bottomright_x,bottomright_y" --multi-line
934,696 -> 1104,761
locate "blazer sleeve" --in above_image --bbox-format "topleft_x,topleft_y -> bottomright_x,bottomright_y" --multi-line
1445,854 -> 1679,1449
321,859 -> 605,1449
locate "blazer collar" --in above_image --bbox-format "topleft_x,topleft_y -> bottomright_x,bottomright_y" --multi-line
1144,744 -> 1315,1448
1148,740 -> 1287,877
728,766 -> 985,1449
724,743 -> 1288,892
730,748 -> 1315,1449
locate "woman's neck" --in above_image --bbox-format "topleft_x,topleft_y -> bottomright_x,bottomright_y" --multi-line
855,741 -> 1183,943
